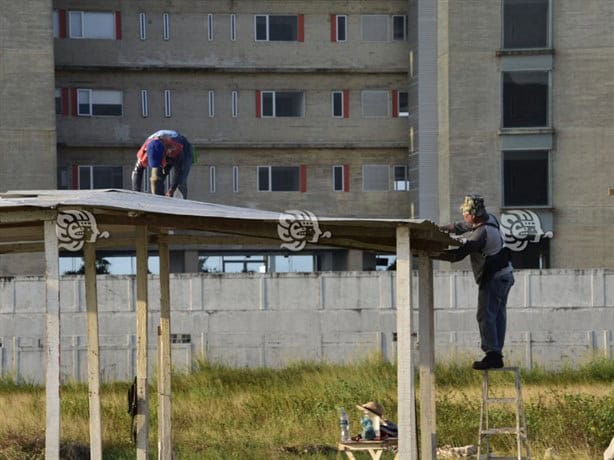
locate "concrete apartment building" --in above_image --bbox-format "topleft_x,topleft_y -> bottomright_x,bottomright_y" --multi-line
1,0 -> 613,274
50,0 -> 413,273
433,0 -> 614,269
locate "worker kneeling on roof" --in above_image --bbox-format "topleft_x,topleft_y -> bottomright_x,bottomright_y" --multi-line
131,130 -> 194,198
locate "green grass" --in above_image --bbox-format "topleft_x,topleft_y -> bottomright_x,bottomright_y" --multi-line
0,356 -> 612,459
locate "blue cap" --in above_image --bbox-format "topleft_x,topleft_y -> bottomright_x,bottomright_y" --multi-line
146,139 -> 165,167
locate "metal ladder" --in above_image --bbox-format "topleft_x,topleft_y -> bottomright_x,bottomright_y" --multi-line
477,367 -> 530,460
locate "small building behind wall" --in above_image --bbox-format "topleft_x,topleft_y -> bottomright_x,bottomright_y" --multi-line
0,189 -> 457,460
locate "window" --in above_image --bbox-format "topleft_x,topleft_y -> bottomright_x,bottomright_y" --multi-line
332,91 -> 344,118
78,166 -> 123,189
233,166 -> 239,192
261,91 -> 304,117
208,90 -> 215,117
258,166 -> 301,191
255,15 -> 301,41
163,13 -> 170,40
231,91 -> 238,117
164,90 -> 172,117
53,10 -> 60,38
69,11 -> 116,39
510,239 -> 550,269
503,71 -> 549,127
399,92 -> 408,116
55,89 -> 62,114
362,90 -> 388,117
207,14 -> 214,40
332,165 -> 350,192
230,14 -> 237,41
503,150 -> 549,206
363,165 -> 389,191
77,89 -> 122,116
209,166 -> 216,193
139,13 -> 146,40
392,15 -> 407,41
393,165 -> 409,191
140,90 -> 149,117
393,91 -> 408,117
503,0 -> 549,49
332,15 -> 346,42
57,166 -> 71,189
361,15 -> 388,42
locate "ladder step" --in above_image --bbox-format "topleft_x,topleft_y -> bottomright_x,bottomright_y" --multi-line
482,367 -> 520,372
480,427 -> 526,436
485,397 -> 517,403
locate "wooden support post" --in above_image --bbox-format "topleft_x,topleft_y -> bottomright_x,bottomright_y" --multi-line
44,219 -> 61,460
418,252 -> 436,460
158,234 -> 173,459
84,242 -> 103,460
135,226 -> 149,459
396,225 -> 417,459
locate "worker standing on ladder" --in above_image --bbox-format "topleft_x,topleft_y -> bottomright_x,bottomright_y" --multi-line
438,195 -> 515,370
131,130 -> 194,198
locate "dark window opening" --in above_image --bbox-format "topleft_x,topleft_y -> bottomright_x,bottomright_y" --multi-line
337,16 -> 346,41
503,71 -> 548,128
510,239 -> 550,269
503,0 -> 549,49
271,166 -> 300,191
332,91 -> 343,117
503,150 -> 549,206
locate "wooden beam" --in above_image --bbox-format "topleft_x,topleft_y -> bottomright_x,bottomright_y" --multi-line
396,225 -> 418,459
0,242 -> 44,254
0,209 -> 56,224
44,219 -> 61,460
84,243 -> 103,460
418,252 -> 436,460
135,226 -> 149,460
158,234 -> 173,459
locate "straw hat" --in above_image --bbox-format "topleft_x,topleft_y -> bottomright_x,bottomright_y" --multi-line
356,401 -> 386,422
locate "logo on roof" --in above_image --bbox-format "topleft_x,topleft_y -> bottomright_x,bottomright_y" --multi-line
277,210 -> 332,252
56,209 -> 110,252
500,209 -> 553,252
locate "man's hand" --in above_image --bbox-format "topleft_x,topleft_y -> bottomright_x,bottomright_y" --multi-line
439,224 -> 454,232
165,188 -> 176,197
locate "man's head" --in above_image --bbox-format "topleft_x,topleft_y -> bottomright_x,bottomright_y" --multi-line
146,139 -> 165,168
459,195 -> 486,219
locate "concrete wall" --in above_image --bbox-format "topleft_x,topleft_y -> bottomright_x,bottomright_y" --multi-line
0,269 -> 611,383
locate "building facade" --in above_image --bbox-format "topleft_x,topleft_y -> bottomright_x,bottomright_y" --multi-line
1,0 -> 613,274
434,0 -> 614,269
50,0 -> 413,273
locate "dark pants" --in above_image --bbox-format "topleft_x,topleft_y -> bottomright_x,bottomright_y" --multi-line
476,270 -> 514,354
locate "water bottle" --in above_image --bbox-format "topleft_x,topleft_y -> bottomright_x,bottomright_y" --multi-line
339,407 -> 351,442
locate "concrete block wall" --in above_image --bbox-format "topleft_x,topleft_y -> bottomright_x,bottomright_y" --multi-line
0,270 -> 612,383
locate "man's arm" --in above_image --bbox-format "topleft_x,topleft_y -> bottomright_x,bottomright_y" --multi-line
439,226 -> 487,262
440,221 -> 473,235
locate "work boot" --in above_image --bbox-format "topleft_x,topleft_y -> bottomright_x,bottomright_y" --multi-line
472,352 -> 504,370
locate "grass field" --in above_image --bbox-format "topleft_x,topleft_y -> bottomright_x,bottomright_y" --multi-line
0,356 -> 612,459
